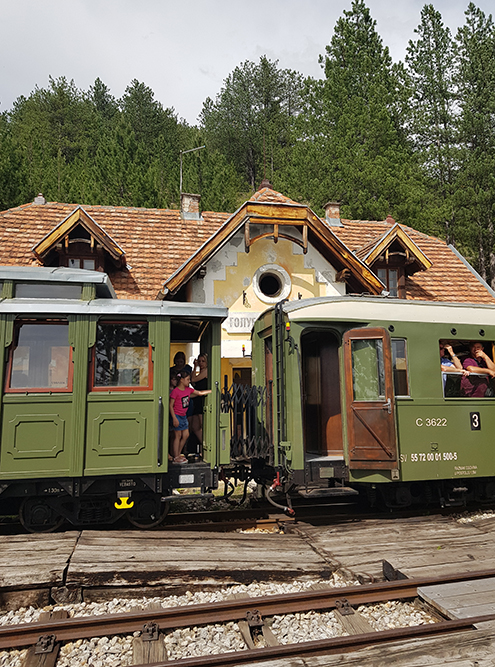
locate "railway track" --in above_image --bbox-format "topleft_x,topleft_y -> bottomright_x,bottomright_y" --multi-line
3,569 -> 495,665
2,496 -> 488,536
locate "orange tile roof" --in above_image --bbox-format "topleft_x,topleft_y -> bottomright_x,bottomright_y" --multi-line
332,220 -> 495,304
1,191 -> 493,305
250,187 -> 301,206
0,202 -> 228,300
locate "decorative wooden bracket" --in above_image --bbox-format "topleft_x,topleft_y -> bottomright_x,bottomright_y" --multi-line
244,219 -> 308,254
336,269 -> 351,283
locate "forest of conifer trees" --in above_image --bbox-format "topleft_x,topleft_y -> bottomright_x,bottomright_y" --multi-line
1,2 -> 494,285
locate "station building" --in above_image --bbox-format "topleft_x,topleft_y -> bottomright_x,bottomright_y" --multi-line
1,184 -> 494,385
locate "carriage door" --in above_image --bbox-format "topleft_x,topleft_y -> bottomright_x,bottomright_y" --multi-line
301,331 -> 342,456
343,328 -> 397,469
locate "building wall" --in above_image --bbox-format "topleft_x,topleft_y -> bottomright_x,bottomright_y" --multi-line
190,228 -> 345,385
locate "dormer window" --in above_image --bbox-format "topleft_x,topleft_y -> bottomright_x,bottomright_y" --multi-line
356,222 -> 432,299
68,258 -> 96,270
32,207 -> 126,273
376,267 -> 402,298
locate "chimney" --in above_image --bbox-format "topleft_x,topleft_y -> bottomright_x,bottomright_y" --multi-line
180,193 -> 203,220
258,178 -> 273,190
324,201 -> 343,227
34,193 -> 46,205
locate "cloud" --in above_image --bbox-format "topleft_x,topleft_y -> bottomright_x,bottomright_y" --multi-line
1,0 -> 494,122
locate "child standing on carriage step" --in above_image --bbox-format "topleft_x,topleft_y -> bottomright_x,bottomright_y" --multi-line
169,369 -> 211,463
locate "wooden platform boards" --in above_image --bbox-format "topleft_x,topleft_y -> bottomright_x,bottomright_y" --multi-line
66,530 -> 332,601
0,528 -> 332,608
4,512 -> 495,611
293,513 -> 495,583
0,531 -> 79,609
418,577 -> 495,623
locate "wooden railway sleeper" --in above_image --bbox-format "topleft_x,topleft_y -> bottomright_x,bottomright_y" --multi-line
23,634 -> 61,667
239,610 -> 279,649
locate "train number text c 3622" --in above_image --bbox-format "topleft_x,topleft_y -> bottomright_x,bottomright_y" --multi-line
415,417 -> 447,427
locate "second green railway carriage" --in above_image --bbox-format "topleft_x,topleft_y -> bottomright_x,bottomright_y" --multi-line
251,296 -> 495,507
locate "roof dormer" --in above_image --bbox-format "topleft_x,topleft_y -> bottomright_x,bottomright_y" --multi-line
32,206 -> 126,272
355,221 -> 432,298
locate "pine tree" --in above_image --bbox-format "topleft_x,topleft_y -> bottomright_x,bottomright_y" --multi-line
200,56 -> 303,190
292,0 -> 424,224
455,3 -> 495,286
0,112 -> 21,210
405,5 -> 458,243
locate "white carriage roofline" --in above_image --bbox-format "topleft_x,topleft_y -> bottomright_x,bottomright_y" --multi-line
0,297 -> 228,319
280,294 -> 495,326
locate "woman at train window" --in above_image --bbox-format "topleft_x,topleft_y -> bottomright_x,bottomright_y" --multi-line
440,342 -> 466,374
460,341 -> 495,397
440,341 -> 468,397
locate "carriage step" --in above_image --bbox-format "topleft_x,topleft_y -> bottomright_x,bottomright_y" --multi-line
298,487 -> 359,498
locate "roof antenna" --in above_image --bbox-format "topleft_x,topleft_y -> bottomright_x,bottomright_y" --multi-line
180,146 -> 205,194
263,127 -> 266,180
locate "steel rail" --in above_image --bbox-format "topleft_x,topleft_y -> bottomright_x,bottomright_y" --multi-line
134,613 -> 495,667
2,568 -> 495,649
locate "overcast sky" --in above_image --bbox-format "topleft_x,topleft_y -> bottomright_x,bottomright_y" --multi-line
1,0 -> 493,124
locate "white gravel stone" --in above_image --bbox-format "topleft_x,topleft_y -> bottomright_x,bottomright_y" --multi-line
455,509 -> 495,523
0,575 -> 437,665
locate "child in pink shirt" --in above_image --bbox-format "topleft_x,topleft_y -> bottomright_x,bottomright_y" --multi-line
169,370 -> 211,463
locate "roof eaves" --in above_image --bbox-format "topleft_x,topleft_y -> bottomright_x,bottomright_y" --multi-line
308,218 -> 386,291
448,244 -> 495,301
161,202 -> 249,295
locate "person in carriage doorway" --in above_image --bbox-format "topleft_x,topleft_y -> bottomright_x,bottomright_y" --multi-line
461,341 -> 495,397
169,369 -> 211,463
171,350 -> 192,375
190,353 -> 208,448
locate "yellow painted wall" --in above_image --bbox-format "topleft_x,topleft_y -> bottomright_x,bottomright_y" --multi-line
214,238 -> 328,317
210,237 -> 339,386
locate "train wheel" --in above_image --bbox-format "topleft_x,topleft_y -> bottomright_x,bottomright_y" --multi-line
127,493 -> 170,529
19,497 -> 64,533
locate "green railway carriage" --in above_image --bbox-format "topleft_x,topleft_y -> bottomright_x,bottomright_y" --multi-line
0,267 -> 229,530
251,296 -> 495,507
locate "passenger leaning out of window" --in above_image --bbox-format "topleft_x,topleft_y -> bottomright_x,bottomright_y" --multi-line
461,341 -> 495,397
440,341 -> 468,375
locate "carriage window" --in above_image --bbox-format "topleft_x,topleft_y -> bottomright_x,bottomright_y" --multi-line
92,322 -> 151,390
15,282 -> 82,299
7,322 -> 71,392
442,340 -> 495,398
351,339 -> 385,401
392,339 -> 409,396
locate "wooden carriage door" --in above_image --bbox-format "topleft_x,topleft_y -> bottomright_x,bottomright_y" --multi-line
343,328 -> 397,470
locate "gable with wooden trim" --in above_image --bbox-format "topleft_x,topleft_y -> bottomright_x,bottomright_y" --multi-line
162,189 -> 384,298
32,206 -> 126,272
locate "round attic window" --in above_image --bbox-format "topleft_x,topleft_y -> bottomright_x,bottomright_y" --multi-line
253,264 -> 291,304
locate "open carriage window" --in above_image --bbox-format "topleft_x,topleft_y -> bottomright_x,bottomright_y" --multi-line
441,340 -> 495,398
92,321 -> 152,391
6,321 -> 72,392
